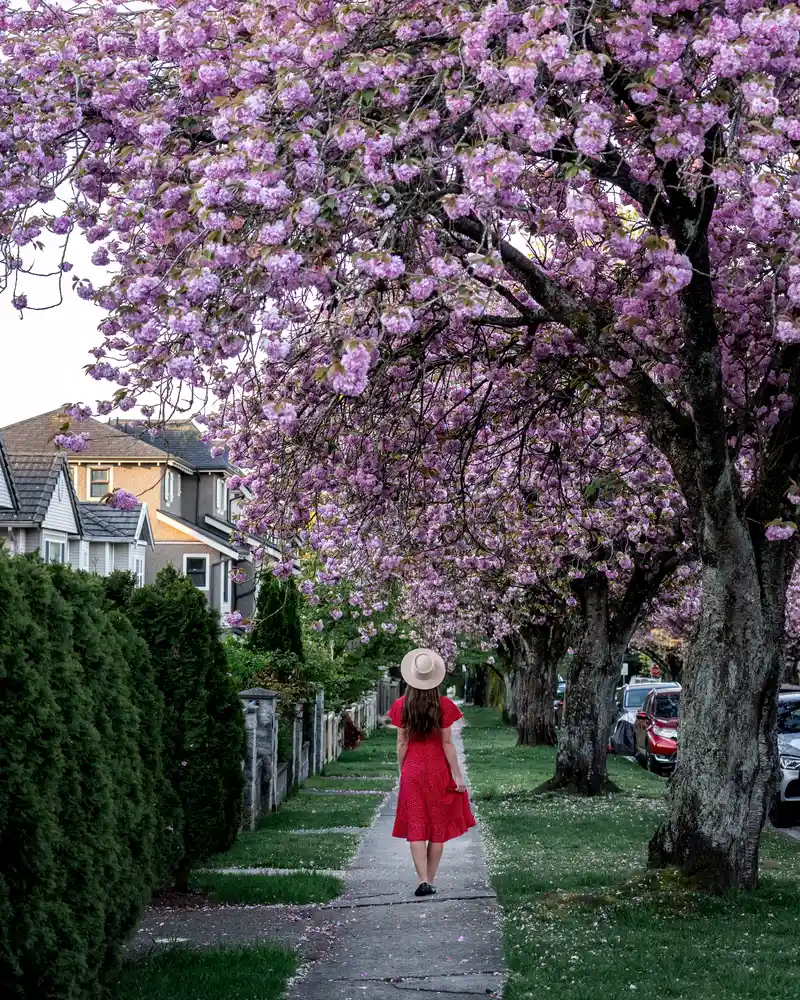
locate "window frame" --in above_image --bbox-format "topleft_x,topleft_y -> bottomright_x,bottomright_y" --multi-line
183,553 -> 209,591
43,536 -> 67,565
164,468 -> 175,505
215,476 -> 228,517
89,466 -> 111,500
134,554 -> 145,588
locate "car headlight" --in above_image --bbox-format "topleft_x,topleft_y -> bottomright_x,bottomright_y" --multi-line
652,726 -> 678,740
780,755 -> 800,772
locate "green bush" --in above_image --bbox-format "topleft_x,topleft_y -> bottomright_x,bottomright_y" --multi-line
0,554 -> 165,1000
126,566 -> 245,890
248,573 -> 304,660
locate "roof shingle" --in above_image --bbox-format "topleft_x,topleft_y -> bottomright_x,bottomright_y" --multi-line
1,453 -> 79,528
113,420 -> 230,470
1,409 -> 170,461
79,502 -> 143,541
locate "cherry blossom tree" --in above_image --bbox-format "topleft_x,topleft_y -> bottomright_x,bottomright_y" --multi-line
3,0 -> 800,887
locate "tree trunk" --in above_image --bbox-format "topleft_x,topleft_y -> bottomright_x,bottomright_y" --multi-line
649,526 -> 787,889
502,667 -> 519,727
550,574 -> 621,793
472,665 -> 489,707
514,624 -> 566,746
174,865 -> 190,894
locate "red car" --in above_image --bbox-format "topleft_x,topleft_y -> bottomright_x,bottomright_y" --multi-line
634,686 -> 680,775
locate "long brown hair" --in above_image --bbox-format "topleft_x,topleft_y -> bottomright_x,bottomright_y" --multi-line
402,685 -> 442,737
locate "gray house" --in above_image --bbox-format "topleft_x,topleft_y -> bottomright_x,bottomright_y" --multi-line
75,502 -> 154,583
0,434 -> 153,581
1,411 -> 262,622
0,452 -> 82,563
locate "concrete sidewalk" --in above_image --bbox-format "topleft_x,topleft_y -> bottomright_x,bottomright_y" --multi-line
287,722 -> 505,999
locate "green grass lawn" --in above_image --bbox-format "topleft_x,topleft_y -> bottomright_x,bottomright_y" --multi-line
321,727 -> 398,779
113,944 -> 296,1000
191,871 -> 343,905
248,788 -> 384,830
462,707 -> 800,1000
304,774 -> 395,791
209,822 -> 361,871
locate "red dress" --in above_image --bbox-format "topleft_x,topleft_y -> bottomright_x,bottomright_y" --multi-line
388,696 -> 477,843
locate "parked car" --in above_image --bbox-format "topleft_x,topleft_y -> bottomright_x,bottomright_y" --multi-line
554,678 -> 566,725
611,678 -> 679,756
771,690 -> 800,827
633,686 -> 681,775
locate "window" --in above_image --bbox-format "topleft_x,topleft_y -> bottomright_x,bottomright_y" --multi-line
653,694 -> 680,719
134,555 -> 145,589
184,554 -> 208,590
624,688 -> 650,711
43,538 -> 66,564
215,476 -> 228,516
164,468 -> 180,505
222,560 -> 230,604
89,467 -> 110,499
778,702 -> 800,735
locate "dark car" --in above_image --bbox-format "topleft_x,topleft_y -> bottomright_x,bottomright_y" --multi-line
634,687 -> 680,775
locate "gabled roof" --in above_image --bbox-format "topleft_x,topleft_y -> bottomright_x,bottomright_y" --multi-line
0,453 -> 82,530
112,420 -> 231,471
79,502 -> 154,548
0,434 -> 19,513
1,409 -> 171,462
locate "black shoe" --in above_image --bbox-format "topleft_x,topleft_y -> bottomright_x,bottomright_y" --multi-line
414,882 -> 436,897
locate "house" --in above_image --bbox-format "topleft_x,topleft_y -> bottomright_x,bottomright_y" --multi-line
1,410 -> 259,620
0,433 -> 154,580
0,450 -> 82,563
76,502 -> 154,583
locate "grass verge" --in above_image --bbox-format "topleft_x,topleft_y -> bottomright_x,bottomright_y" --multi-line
113,944 -> 296,1000
462,707 -> 800,1000
191,871 -> 343,905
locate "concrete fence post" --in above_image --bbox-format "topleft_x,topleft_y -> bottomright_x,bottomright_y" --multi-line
290,702 -> 304,789
239,687 -> 278,829
311,689 -> 325,774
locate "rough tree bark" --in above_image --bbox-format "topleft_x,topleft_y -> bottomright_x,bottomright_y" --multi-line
551,574 -> 622,793
649,515 -> 788,889
550,555 -> 682,795
503,624 -> 567,747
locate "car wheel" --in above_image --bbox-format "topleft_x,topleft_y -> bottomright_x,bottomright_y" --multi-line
646,748 -> 660,776
769,798 -> 795,829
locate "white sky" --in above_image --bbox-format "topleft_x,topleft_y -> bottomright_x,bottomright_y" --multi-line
0,233 -> 118,427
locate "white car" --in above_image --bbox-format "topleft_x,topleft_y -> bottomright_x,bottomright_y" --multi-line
772,691 -> 800,826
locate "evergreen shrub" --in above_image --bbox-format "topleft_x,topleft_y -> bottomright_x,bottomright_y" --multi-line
126,566 -> 245,890
0,554 -> 165,999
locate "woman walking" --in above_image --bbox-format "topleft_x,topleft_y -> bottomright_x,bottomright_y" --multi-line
388,648 -> 476,897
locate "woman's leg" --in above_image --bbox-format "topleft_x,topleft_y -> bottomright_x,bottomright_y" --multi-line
427,842 -> 444,883
409,841 -> 428,883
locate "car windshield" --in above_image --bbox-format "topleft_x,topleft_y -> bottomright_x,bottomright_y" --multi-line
653,694 -> 680,719
624,688 -> 649,710
778,703 -> 800,735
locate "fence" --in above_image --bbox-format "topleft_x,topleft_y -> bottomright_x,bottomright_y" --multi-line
238,687 -> 380,830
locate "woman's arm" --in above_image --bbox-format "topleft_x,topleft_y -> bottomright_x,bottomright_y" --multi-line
441,729 -> 466,792
396,726 -> 409,773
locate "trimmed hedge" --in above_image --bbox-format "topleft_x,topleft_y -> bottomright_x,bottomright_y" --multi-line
0,554 -> 166,999
124,566 -> 245,889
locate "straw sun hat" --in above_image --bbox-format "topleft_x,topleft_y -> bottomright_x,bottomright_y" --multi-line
400,648 -> 447,690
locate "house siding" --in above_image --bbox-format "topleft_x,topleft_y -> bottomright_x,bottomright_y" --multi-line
42,470 -> 78,534
0,468 -> 12,508
68,539 -> 81,570
147,541 -> 223,610
88,542 -> 107,576
114,545 -> 131,572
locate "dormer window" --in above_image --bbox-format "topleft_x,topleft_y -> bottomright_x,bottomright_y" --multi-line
215,476 -> 227,517
164,468 -> 179,505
